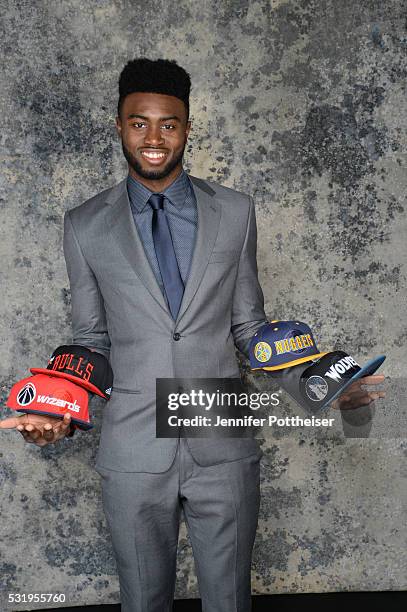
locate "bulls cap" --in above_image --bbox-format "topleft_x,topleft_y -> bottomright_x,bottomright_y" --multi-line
30,344 -> 113,400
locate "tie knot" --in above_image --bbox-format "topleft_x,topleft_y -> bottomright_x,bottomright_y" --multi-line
148,193 -> 165,211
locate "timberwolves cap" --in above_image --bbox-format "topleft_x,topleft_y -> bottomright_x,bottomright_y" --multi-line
249,320 -> 327,371
30,344 -> 113,400
267,350 -> 386,413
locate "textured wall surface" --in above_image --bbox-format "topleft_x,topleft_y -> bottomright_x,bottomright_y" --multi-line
1,0 -> 406,609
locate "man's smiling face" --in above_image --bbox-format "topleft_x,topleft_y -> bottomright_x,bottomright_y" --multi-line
116,92 -> 191,191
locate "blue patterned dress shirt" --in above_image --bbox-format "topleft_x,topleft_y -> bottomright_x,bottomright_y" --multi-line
126,169 -> 198,306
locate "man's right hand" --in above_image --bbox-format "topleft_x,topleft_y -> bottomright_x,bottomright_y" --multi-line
0,412 -> 73,446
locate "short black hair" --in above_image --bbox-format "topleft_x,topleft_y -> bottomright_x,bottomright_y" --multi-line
117,58 -> 191,120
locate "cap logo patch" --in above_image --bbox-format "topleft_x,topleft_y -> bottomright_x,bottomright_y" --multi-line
305,376 -> 329,401
17,382 -> 36,406
254,342 -> 272,362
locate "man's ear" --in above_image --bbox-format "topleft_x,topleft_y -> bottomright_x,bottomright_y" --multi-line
115,116 -> 122,137
185,119 -> 192,140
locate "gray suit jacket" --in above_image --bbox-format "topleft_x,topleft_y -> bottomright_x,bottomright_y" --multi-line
63,173 -> 267,472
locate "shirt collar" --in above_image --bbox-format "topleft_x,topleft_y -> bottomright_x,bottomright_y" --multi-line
126,168 -> 190,213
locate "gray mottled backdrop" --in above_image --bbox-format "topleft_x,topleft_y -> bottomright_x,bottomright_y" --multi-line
1,0 -> 406,609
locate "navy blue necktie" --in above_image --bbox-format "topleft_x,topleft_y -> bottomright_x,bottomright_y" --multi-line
148,193 -> 184,319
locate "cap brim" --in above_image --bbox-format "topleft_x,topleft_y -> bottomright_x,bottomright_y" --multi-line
16,407 -> 94,430
320,354 -> 386,410
252,352 -> 328,371
30,368 -> 107,398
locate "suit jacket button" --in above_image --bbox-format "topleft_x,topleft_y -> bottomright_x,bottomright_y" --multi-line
173,332 -> 181,341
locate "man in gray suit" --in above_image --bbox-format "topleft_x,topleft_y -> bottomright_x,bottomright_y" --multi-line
1,58 -> 385,611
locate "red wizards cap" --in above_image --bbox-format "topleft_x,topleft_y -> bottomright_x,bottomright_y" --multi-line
30,344 -> 113,400
7,373 -> 92,429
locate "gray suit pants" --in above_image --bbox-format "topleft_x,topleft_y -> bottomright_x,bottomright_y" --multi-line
95,438 -> 261,612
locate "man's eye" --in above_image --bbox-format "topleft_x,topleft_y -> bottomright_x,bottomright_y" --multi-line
132,122 -> 146,128
162,124 -> 175,130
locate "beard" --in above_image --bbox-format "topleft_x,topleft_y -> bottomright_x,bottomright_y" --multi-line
121,141 -> 186,181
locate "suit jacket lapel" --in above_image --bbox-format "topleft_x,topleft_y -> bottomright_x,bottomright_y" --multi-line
104,173 -> 221,324
105,179 -> 171,316
175,175 -> 221,324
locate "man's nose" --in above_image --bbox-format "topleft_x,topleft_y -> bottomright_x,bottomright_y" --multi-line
144,125 -> 164,146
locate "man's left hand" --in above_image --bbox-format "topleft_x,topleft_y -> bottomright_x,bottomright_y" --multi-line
332,374 -> 386,410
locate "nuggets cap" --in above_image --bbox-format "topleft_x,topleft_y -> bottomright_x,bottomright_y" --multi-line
249,320 -> 327,371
